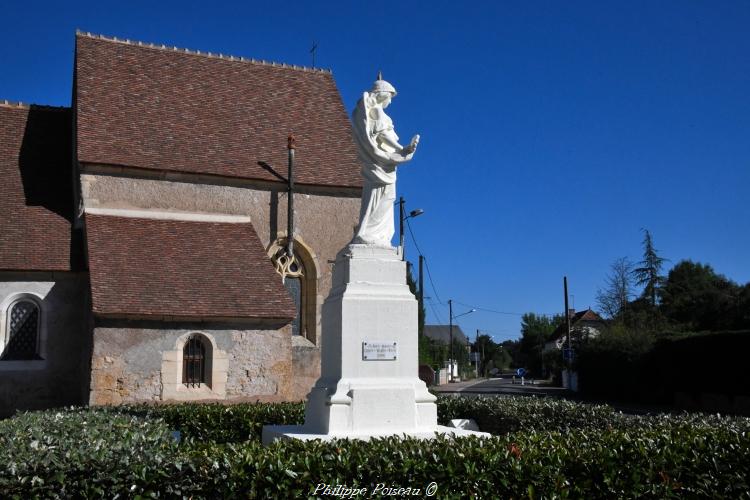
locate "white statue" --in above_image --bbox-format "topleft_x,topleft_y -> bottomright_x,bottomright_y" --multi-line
351,73 -> 419,247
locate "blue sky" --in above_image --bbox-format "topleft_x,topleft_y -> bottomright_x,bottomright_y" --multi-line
2,1 -> 749,342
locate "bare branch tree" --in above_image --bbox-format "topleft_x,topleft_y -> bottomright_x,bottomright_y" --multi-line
596,257 -> 635,319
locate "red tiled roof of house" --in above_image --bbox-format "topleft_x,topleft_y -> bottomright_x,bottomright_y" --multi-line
550,308 -> 606,339
0,103 -> 81,271
575,309 -> 604,323
85,214 -> 296,320
75,33 -> 363,188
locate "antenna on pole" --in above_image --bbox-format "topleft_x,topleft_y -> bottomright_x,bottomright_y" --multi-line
310,41 -> 318,68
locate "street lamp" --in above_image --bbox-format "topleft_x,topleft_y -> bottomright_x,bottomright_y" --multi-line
399,196 -> 424,261
448,299 -> 475,382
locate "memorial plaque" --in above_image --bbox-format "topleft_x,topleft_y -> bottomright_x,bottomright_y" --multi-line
362,341 -> 397,361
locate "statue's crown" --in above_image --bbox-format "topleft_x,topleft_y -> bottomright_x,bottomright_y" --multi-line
370,70 -> 397,96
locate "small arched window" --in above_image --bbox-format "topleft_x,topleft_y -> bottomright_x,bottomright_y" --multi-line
182,335 -> 206,387
1,299 -> 41,361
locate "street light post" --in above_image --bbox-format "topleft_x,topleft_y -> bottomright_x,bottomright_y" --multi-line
448,299 -> 476,382
475,329 -> 480,378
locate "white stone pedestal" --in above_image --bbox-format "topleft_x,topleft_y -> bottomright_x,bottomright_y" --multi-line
263,245 -> 488,444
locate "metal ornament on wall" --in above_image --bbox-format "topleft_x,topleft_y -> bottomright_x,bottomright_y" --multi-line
271,240 -> 304,282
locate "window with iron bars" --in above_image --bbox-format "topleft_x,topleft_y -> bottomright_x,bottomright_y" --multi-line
2,300 -> 41,361
182,335 -> 206,387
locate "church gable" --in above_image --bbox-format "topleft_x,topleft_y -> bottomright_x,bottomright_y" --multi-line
75,33 -> 362,188
2,32 -> 362,411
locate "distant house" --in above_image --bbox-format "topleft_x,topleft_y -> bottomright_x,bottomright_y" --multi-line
423,325 -> 470,382
424,325 -> 469,346
544,308 -> 605,352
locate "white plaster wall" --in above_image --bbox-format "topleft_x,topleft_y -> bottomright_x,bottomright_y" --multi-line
0,274 -> 91,415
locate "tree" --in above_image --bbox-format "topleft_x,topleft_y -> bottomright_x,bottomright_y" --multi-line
451,336 -> 471,377
519,313 -> 563,377
475,334 -> 512,376
737,284 -> 750,330
596,257 -> 635,319
407,263 -> 432,365
619,297 -> 669,334
660,260 -> 742,331
633,229 -> 667,307
406,264 -> 425,337
501,339 -> 521,368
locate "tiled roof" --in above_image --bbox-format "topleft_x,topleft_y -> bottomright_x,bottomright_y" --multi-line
574,309 -> 605,323
424,325 -> 468,344
550,309 -> 605,339
0,103 -> 82,271
75,33 -> 363,188
85,214 -> 296,320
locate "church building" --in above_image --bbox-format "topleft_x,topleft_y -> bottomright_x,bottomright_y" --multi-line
0,32 -> 363,415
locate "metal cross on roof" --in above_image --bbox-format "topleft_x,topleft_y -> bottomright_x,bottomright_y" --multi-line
310,41 -> 318,68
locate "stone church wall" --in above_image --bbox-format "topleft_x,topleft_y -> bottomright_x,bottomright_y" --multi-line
81,172 -> 360,402
0,273 -> 91,416
89,324 -> 293,404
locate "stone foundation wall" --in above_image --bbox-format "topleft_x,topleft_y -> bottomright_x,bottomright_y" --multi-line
0,273 -> 91,416
290,337 -> 321,401
89,324 -> 293,405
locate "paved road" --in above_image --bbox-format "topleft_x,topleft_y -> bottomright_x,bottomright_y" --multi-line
434,377 -> 676,415
434,377 -> 571,398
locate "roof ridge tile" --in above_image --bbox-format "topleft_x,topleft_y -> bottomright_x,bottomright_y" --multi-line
0,100 -> 70,111
75,30 -> 332,74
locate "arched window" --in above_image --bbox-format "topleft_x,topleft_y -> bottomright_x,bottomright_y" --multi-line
283,256 -> 306,337
269,238 -> 318,343
1,299 -> 41,361
182,335 -> 206,387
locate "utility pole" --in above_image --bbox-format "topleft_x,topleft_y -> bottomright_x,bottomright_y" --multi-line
475,329 -> 480,378
418,255 -> 424,336
398,196 -> 405,260
448,299 -> 453,382
564,276 -> 571,389
398,198 -> 423,263
448,302 -> 475,383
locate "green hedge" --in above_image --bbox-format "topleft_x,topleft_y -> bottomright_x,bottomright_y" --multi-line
438,395 -> 620,434
0,409 -> 198,497
2,399 -> 750,498
206,423 -> 750,498
578,330 -> 750,406
110,401 -> 305,443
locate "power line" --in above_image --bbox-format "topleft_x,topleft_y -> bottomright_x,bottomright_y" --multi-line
426,298 -> 445,324
453,300 -> 559,318
406,219 -> 443,304
407,210 -> 555,319
453,300 -> 523,316
478,329 -> 520,341
405,217 -> 423,256
405,218 -> 444,305
423,257 -> 443,305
